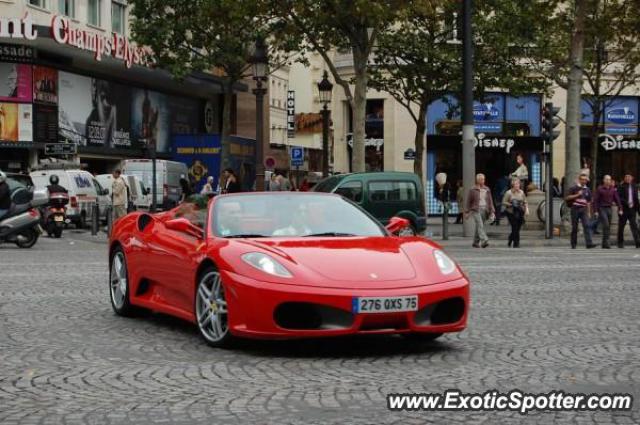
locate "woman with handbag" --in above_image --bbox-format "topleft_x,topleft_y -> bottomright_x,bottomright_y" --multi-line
502,178 -> 529,248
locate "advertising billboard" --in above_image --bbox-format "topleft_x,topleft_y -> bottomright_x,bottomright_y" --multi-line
131,88 -> 170,153
169,96 -> 201,135
0,63 -> 32,102
58,71 -> 131,147
0,102 -> 32,142
33,66 -> 58,104
172,134 -> 221,193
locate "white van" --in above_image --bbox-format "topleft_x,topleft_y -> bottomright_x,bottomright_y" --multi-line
121,159 -> 188,209
30,168 -> 110,227
96,174 -> 151,211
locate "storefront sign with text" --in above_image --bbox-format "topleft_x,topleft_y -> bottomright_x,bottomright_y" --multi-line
600,134 -> 640,151
472,133 -> 515,154
51,15 -> 153,68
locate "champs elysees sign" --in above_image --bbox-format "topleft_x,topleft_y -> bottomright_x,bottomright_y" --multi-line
51,15 -> 153,68
0,13 -> 152,69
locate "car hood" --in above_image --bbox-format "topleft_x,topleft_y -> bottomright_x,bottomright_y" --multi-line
237,237 -> 418,283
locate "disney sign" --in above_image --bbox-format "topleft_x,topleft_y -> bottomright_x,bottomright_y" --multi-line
472,133 -> 515,154
600,134 -> 640,151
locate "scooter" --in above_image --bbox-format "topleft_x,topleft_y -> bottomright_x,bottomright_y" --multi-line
44,192 -> 69,238
0,205 -> 42,248
0,187 -> 42,248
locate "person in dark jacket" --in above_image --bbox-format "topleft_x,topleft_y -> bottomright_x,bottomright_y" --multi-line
46,174 -> 68,194
565,173 -> 596,249
179,174 -> 192,202
616,173 -> 640,248
593,175 -> 622,249
0,171 -> 11,219
221,168 -> 241,194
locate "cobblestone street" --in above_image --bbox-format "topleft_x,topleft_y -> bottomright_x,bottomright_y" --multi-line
1,233 -> 639,424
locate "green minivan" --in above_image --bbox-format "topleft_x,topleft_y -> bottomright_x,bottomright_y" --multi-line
313,172 -> 427,235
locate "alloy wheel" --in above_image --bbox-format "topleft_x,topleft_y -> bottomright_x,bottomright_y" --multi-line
195,271 -> 229,343
110,252 -> 127,310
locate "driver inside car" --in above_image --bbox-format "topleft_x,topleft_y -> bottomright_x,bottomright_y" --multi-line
272,205 -> 313,236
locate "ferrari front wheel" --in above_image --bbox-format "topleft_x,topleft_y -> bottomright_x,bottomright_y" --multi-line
195,268 -> 234,348
109,247 -> 135,316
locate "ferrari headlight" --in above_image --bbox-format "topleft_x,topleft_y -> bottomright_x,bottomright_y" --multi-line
241,252 -> 293,278
433,249 -> 457,275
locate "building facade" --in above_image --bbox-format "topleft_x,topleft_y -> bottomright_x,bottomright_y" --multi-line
0,0 -> 231,179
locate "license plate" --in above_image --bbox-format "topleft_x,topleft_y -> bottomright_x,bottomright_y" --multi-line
352,295 -> 418,314
54,216 -> 64,222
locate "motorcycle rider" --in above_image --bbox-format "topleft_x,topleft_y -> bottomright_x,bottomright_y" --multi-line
47,174 -> 68,195
0,171 -> 10,219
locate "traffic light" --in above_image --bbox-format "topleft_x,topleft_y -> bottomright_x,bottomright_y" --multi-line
542,102 -> 561,142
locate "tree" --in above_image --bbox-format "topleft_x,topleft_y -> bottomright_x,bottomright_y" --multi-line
370,0 -> 549,180
580,0 -> 640,186
272,0 -> 410,172
130,0 -> 274,171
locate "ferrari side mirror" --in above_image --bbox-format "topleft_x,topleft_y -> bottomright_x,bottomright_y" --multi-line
385,216 -> 410,235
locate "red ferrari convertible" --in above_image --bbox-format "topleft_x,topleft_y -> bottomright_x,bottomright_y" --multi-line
109,192 -> 469,347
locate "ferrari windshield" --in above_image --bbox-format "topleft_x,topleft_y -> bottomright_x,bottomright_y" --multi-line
212,194 -> 385,238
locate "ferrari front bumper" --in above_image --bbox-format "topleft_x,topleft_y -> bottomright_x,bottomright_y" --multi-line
220,270 -> 470,339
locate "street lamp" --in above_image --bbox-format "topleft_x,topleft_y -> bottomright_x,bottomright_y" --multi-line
317,70 -> 333,177
250,36 -> 268,191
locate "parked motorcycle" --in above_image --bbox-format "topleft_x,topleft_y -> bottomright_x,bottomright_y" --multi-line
44,192 -> 69,238
0,192 -> 42,248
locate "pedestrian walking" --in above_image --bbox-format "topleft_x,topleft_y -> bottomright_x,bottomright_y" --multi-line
465,173 -> 495,248
511,154 -> 529,193
179,174 -> 192,202
502,178 -> 528,248
268,173 -> 280,191
593,175 -> 622,249
616,173 -> 640,248
221,168 -> 241,194
111,169 -> 128,222
200,176 -> 215,195
565,173 -> 596,249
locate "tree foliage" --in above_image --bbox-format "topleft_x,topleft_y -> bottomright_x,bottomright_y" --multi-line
130,0 -> 274,170
370,0 -> 550,178
270,0 -> 412,172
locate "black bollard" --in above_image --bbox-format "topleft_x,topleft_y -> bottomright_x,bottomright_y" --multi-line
442,202 -> 449,240
106,206 -> 113,236
91,203 -> 99,236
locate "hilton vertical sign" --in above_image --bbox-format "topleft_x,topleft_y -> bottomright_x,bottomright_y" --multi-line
287,90 -> 295,139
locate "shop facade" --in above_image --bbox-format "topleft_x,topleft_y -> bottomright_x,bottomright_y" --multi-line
0,9 -> 229,178
579,96 -> 640,183
426,93 -> 544,215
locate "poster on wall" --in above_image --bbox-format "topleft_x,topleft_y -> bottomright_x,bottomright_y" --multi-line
33,66 -> 58,104
0,102 -> 32,142
18,104 -> 33,142
58,71 -> 132,147
172,134 -> 221,193
131,88 -> 170,153
169,96 -> 201,135
35,104 -> 58,144
0,63 -> 32,102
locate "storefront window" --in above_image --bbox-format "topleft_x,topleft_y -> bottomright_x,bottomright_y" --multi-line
112,1 -> 126,34
88,0 -> 101,27
58,0 -> 75,17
